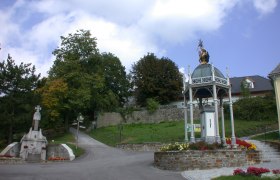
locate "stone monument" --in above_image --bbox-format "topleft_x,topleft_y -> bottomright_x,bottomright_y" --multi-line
19,105 -> 48,162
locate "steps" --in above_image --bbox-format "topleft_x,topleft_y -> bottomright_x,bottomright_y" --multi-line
247,140 -> 280,162
26,153 -> 41,163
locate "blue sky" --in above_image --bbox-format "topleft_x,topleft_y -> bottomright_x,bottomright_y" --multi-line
0,0 -> 279,78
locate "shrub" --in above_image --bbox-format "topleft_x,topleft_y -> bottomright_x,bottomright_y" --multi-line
232,95 -> 277,121
146,98 -> 159,113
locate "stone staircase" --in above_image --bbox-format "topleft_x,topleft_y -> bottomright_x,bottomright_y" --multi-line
26,153 -> 41,163
247,140 -> 280,162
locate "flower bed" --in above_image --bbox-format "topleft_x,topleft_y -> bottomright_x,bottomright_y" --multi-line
0,154 -> 14,158
155,140 -> 260,171
226,138 -> 256,150
48,156 -> 67,161
233,167 -> 280,178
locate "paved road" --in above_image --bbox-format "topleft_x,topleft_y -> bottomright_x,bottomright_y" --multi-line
0,129 -> 184,180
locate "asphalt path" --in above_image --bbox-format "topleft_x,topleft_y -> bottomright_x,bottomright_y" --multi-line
0,129 -> 184,180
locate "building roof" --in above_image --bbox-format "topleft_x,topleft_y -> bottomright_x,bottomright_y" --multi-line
269,63 -> 280,77
191,64 -> 225,79
230,75 -> 273,94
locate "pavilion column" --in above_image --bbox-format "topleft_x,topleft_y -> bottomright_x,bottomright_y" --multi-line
220,98 -> 226,145
226,68 -> 236,147
183,73 -> 189,142
228,87 -> 236,147
212,64 -> 220,143
213,85 -> 220,143
184,96 -> 188,142
189,87 -> 195,143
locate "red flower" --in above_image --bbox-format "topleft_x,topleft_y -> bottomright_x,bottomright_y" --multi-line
247,167 -> 270,176
233,168 -> 245,175
272,169 -> 280,174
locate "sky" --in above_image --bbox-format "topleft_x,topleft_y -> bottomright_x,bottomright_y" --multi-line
0,0 -> 279,78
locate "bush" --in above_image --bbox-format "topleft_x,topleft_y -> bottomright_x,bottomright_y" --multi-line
146,98 -> 159,113
231,95 -> 277,121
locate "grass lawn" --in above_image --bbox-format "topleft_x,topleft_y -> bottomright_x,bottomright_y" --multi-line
50,132 -> 85,157
89,119 -> 278,146
252,131 -> 280,141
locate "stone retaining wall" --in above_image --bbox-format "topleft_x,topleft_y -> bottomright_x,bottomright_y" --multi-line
97,108 -> 200,128
116,143 -> 165,152
154,150 -> 261,171
47,144 -> 73,160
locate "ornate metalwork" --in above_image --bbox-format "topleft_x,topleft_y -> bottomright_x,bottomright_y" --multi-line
192,76 -> 227,86
215,77 -> 227,86
192,76 -> 212,84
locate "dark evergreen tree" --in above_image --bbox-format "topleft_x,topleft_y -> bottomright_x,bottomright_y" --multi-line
131,53 -> 183,106
0,54 -> 40,143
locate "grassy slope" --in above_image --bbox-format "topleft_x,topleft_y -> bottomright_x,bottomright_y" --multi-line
252,131 -> 280,141
51,132 -> 84,157
89,119 -> 278,146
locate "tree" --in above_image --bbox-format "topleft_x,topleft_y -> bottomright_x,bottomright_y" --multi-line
102,52 -> 131,106
0,54 -> 40,143
131,53 -> 183,106
47,29 -> 130,129
241,80 -> 251,98
36,78 -> 68,128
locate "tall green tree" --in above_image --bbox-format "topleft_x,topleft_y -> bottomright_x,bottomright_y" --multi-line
47,29 -> 130,128
0,54 -> 40,143
131,53 -> 183,106
102,52 -> 131,106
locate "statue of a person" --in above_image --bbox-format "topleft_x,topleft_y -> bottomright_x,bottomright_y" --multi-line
198,39 -> 210,64
33,105 -> 41,131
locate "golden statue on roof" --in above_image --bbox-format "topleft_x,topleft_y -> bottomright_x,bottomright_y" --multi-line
198,39 -> 210,64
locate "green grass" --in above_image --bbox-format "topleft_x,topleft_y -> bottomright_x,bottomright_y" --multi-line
89,119 -> 278,146
213,175 -> 277,180
89,121 -> 186,146
224,119 -> 278,138
50,132 -> 85,157
252,131 -> 280,141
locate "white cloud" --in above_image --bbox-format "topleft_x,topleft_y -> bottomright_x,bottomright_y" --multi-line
1,0 -> 276,77
252,0 -> 278,15
138,0 -> 238,44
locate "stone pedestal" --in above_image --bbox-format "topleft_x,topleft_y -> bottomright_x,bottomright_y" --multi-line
20,128 -> 47,161
200,106 -> 216,143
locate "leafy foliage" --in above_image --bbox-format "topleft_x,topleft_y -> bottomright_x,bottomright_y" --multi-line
146,98 -> 159,113
131,53 -> 183,106
232,95 -> 277,121
36,78 -> 68,128
44,29 -> 130,129
0,54 -> 40,143
240,80 -> 251,98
